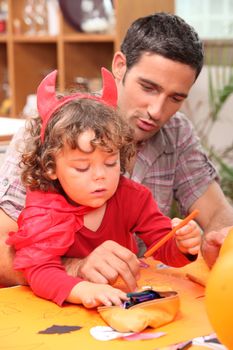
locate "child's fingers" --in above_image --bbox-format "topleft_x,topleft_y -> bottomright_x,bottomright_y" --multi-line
82,297 -> 99,308
93,288 -> 128,307
108,294 -> 127,306
171,217 -> 182,227
175,221 -> 199,238
188,244 -> 200,255
175,229 -> 200,241
176,235 -> 201,254
102,288 -> 128,306
172,218 -> 198,236
176,232 -> 201,246
173,217 -> 201,255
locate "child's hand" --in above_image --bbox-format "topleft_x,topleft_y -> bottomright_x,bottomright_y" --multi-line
67,281 -> 129,308
172,217 -> 202,256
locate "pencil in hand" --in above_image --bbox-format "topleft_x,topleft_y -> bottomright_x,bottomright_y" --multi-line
144,209 -> 200,258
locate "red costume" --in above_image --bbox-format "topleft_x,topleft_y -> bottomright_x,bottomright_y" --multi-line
7,176 -> 191,305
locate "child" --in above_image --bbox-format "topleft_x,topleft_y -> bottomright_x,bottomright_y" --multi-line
7,68 -> 201,308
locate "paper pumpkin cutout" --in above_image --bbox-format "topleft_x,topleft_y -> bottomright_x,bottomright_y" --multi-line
98,290 -> 179,333
205,227 -> 233,349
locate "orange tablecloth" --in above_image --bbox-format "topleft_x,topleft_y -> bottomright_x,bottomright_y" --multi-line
0,258 -> 213,350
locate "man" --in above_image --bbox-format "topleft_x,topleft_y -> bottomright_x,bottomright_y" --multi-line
0,12 -> 233,289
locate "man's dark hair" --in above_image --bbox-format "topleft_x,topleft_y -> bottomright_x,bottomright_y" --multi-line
121,12 -> 204,79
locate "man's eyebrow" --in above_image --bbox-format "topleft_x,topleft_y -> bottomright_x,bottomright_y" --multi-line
138,77 -> 161,88
138,77 -> 188,98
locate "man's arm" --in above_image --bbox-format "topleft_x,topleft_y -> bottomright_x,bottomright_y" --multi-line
0,209 -> 27,286
189,181 -> 233,267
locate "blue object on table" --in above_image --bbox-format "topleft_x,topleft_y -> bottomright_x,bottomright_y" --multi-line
124,290 -> 163,309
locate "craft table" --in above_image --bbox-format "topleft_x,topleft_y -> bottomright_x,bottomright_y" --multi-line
0,258 -> 214,350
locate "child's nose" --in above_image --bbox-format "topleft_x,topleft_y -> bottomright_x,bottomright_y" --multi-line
92,165 -> 106,180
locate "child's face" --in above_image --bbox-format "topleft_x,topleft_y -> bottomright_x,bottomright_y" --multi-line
51,129 -> 121,207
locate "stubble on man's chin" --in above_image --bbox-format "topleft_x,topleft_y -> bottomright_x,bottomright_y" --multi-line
135,129 -> 159,146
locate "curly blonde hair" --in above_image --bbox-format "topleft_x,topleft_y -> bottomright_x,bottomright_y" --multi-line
21,98 -> 136,192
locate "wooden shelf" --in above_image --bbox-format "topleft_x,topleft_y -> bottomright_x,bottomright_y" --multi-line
13,35 -> 58,43
0,0 -> 174,118
0,34 -> 7,42
62,33 -> 115,43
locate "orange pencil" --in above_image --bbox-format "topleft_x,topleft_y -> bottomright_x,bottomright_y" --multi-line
144,209 -> 200,258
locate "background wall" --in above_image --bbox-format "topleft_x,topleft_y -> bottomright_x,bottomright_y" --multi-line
182,66 -> 233,153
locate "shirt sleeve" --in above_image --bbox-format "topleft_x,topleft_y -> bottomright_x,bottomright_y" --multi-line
7,206 -> 83,306
172,115 -> 219,216
129,186 -> 194,267
0,127 -> 26,221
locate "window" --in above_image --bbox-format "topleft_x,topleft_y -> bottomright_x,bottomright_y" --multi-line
175,0 -> 233,39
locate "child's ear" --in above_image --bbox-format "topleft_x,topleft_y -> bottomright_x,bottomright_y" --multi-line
46,169 -> 57,180
112,51 -> 127,81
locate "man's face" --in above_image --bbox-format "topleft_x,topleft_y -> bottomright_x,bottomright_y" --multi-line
112,52 -> 197,142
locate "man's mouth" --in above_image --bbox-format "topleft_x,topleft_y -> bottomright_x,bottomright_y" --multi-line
136,118 -> 158,132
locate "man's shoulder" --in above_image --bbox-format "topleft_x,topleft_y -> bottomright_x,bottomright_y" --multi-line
161,112 -> 196,148
163,112 -> 193,131
143,112 -> 195,152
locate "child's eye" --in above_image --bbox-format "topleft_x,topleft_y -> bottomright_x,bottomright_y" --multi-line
75,167 -> 89,172
105,161 -> 118,167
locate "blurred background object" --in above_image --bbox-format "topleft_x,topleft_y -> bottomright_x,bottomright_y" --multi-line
176,0 -> 233,205
22,94 -> 37,118
0,0 -> 7,33
58,0 -> 115,33
23,0 -> 36,35
176,0 -> 233,39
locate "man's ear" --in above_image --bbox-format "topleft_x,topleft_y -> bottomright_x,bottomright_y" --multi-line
112,51 -> 127,82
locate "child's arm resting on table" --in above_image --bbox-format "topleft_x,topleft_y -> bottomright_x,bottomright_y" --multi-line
67,281 -> 128,308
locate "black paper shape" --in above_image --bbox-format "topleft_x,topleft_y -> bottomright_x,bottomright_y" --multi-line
38,324 -> 82,334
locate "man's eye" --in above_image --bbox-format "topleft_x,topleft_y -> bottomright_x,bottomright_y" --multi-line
172,96 -> 185,103
141,84 -> 153,91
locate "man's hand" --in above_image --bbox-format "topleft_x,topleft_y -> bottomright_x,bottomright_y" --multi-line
201,226 -> 233,267
0,209 -> 26,286
63,240 -> 140,292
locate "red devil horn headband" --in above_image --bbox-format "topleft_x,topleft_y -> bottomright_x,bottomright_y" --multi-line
37,68 -> 118,142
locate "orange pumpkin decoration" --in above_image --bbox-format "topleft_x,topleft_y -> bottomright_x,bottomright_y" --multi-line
205,227 -> 233,349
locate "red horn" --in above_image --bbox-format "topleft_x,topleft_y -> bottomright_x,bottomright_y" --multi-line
37,68 -> 117,142
100,67 -> 118,107
37,70 -> 58,142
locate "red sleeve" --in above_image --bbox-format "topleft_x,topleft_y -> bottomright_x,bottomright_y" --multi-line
24,260 -> 82,306
128,185 -> 193,267
7,205 -> 84,305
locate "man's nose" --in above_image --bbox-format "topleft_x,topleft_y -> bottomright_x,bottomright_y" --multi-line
147,96 -> 166,121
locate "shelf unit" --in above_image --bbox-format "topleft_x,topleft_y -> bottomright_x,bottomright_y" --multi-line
0,0 -> 174,118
